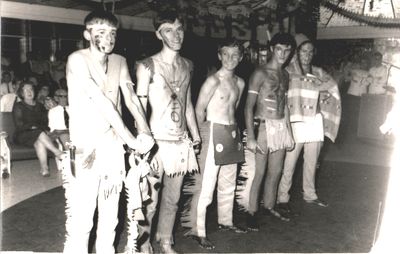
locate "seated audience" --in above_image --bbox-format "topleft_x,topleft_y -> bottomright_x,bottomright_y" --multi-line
36,84 -> 51,105
48,88 -> 70,149
1,71 -> 16,96
0,82 -> 20,112
12,81 -> 64,177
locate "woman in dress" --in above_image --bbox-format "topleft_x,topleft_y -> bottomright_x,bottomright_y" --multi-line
12,80 -> 64,176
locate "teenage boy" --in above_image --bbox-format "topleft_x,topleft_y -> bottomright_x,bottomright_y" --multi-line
240,33 -> 295,230
64,10 -> 154,253
136,10 -> 201,253
182,38 -> 246,249
277,33 -> 341,210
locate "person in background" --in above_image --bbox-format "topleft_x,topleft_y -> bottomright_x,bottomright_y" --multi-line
58,77 -> 68,90
0,81 -> 20,112
182,38 -> 246,250
64,10 -> 154,254
277,33 -> 341,211
27,75 -> 39,87
48,88 -> 70,149
50,50 -> 67,88
340,55 -> 370,140
136,10 -> 200,253
12,81 -> 65,177
347,56 -> 370,98
239,33 -> 295,231
36,84 -> 51,105
367,51 -> 389,95
1,71 -> 16,96
18,51 -> 34,79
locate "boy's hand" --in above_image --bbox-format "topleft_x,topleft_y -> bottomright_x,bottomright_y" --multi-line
246,138 -> 265,154
193,139 -> 201,154
135,133 -> 155,155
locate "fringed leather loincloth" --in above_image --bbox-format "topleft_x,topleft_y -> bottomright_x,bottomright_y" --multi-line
156,136 -> 198,177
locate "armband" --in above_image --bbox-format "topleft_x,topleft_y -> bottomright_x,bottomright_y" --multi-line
248,90 -> 259,95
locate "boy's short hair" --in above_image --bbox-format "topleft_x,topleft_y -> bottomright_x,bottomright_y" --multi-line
269,33 -> 296,49
153,10 -> 184,31
218,38 -> 244,56
84,10 -> 119,29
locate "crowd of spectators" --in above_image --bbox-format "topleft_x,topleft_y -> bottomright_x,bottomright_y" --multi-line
1,50 -> 69,177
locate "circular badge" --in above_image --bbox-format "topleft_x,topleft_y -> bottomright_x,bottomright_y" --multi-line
269,126 -> 276,135
216,144 -> 224,152
232,131 -> 237,139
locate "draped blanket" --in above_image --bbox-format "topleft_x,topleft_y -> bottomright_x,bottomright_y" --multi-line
287,64 -> 342,142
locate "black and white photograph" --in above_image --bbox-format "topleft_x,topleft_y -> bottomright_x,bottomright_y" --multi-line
1,0 -> 400,253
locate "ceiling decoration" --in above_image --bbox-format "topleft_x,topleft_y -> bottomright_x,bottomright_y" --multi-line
143,0 -> 318,38
321,0 -> 400,28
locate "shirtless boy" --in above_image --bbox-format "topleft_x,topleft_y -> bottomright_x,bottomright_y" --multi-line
136,10 -> 201,253
243,33 -> 295,230
182,38 -> 246,249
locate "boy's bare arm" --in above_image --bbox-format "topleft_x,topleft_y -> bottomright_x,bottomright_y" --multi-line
119,60 -> 151,135
195,76 -> 218,125
136,63 -> 151,114
235,77 -> 245,109
244,69 -> 263,141
186,86 -> 201,143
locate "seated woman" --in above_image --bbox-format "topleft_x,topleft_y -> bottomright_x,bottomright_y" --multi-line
12,80 -> 64,177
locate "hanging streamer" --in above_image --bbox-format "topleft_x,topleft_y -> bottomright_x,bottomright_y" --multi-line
322,0 -> 400,28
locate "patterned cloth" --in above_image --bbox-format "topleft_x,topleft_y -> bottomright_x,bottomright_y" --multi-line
287,63 -> 341,142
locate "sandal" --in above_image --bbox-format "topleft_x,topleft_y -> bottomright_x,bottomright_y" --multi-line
218,224 -> 248,233
186,234 -> 215,249
263,208 -> 290,222
40,168 -> 50,177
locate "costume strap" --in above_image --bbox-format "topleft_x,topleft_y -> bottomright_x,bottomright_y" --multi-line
248,90 -> 259,95
140,57 -> 155,84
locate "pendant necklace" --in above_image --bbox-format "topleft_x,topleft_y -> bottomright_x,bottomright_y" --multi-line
159,57 -> 181,100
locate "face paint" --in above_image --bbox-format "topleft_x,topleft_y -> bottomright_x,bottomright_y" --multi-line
86,23 -> 117,54
158,19 -> 184,51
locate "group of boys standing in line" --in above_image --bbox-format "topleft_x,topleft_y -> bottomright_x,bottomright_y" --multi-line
62,9 -> 341,254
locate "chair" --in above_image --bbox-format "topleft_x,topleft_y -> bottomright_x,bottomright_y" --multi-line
1,131 -> 11,178
0,112 -> 38,161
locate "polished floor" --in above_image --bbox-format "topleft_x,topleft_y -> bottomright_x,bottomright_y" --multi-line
0,124 -> 395,253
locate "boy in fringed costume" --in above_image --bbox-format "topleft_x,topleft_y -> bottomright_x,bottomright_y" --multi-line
63,10 -> 154,254
236,33 -> 296,231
